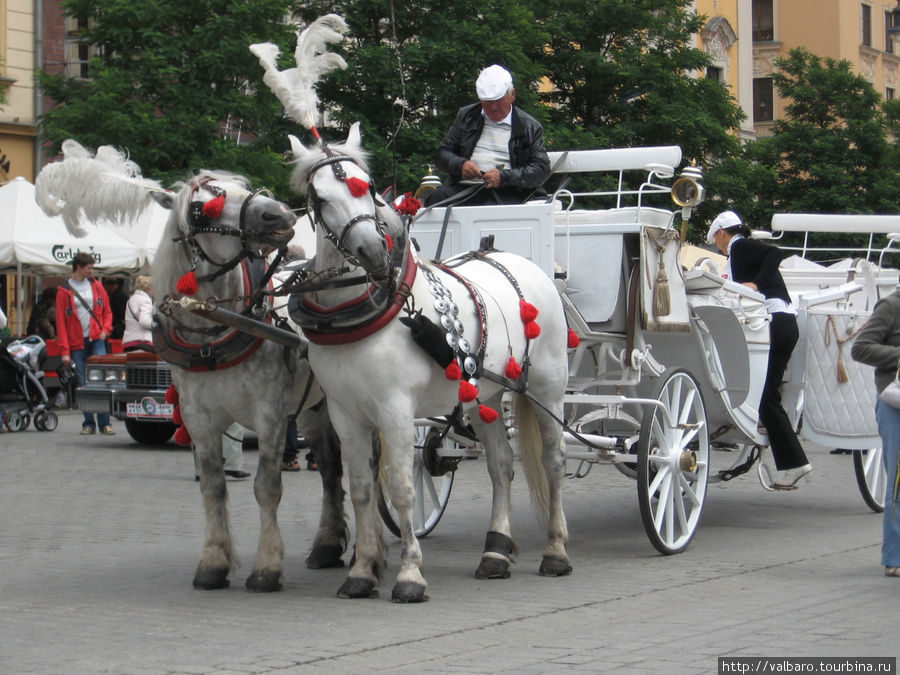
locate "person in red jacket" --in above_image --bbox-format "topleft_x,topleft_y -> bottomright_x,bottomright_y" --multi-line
55,252 -> 115,435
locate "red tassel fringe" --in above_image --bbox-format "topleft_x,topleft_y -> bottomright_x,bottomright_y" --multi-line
524,321 -> 541,339
346,177 -> 370,198
479,404 -> 499,424
172,405 -> 183,427
385,233 -> 394,251
458,380 -> 478,402
165,384 -> 179,405
395,192 -> 422,216
445,361 -> 462,380
176,270 -> 199,296
174,425 -> 192,446
567,328 -> 581,348
202,194 -> 225,218
505,357 -> 523,379
520,299 -> 539,322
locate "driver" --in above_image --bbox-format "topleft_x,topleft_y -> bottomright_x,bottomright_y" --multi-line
424,65 -> 551,207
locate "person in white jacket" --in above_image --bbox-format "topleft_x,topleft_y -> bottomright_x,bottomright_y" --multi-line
121,275 -> 154,352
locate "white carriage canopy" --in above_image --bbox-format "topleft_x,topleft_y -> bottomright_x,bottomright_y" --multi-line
0,176 -> 169,333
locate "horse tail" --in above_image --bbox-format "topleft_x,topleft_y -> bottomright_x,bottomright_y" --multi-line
514,392 -> 549,525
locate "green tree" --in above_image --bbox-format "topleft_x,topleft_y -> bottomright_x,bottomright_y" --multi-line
710,48 -> 900,235
38,0 -> 300,192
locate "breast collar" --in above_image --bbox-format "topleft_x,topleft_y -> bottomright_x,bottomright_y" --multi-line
288,242 -> 416,345
152,258 -> 271,372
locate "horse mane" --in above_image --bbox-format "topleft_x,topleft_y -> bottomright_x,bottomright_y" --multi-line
289,139 -> 370,196
153,170 -> 254,298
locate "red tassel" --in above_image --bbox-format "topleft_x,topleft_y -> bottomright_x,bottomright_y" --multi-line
520,299 -> 539,322
202,194 -> 225,218
176,270 -> 199,296
505,357 -> 523,379
445,361 -> 462,380
172,405 -> 183,427
165,385 -> 179,405
524,321 -> 541,340
395,193 -> 422,216
459,380 -> 479,402
346,177 -> 370,198
385,233 -> 394,251
479,404 -> 499,424
567,328 -> 580,348
174,425 -> 192,446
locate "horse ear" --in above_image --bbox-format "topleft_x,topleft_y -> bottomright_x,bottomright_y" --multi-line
151,189 -> 176,211
346,122 -> 362,149
288,134 -> 311,161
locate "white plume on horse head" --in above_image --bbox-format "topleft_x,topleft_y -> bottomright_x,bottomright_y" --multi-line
250,14 -> 348,130
34,139 -> 163,237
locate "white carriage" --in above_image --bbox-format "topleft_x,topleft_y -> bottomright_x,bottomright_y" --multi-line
386,147 -> 897,554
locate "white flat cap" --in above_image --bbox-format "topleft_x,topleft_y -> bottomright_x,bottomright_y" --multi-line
706,210 -> 742,244
476,65 -> 513,101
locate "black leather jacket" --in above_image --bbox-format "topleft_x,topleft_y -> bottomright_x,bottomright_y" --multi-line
435,103 -> 551,200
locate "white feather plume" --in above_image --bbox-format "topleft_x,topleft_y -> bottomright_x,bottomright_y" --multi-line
250,14 -> 348,129
35,139 -> 163,237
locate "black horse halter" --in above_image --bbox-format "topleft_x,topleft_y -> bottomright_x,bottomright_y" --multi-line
305,149 -> 390,269
173,176 -> 283,285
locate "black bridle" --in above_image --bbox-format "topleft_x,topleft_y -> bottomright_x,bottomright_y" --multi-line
305,149 -> 390,269
172,176 -> 285,285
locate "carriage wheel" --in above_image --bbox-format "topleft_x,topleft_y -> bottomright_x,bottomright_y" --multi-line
853,448 -> 885,513
637,369 -> 710,555
378,426 -> 455,538
5,411 -> 24,432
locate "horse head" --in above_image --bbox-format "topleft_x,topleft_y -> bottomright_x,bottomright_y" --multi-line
289,123 -> 393,278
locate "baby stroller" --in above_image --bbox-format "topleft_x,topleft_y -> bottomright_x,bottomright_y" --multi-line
0,336 -> 59,432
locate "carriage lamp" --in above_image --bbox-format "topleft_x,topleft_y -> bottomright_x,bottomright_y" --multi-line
889,1 -> 900,38
415,167 -> 442,199
672,165 -> 705,242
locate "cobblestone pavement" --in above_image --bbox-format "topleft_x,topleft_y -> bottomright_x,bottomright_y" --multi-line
0,412 -> 895,674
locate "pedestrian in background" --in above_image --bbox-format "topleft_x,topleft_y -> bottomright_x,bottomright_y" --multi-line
122,275 -> 154,352
851,286 -> 900,577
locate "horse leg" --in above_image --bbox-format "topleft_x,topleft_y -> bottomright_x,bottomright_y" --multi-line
532,400 -> 572,577
380,425 -> 428,603
471,415 -> 518,580
193,435 -> 235,590
297,401 -> 348,569
244,420 -> 286,592
331,411 -> 383,599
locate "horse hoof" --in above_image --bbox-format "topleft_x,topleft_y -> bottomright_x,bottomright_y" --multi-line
245,569 -> 283,592
193,567 -> 230,590
475,557 -> 511,580
391,581 -> 428,603
538,556 -> 572,577
336,577 -> 379,599
306,545 -> 346,569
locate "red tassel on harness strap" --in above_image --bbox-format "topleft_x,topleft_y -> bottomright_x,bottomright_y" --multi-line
478,404 -> 499,423
567,328 -> 580,348
505,357 -> 523,379
176,270 -> 199,296
385,233 -> 394,251
445,361 -> 462,380
174,425 -> 192,446
346,177 -> 370,198
202,194 -> 225,218
165,384 -> 179,405
520,299 -> 539,322
459,380 -> 478,402
172,405 -> 183,427
524,321 -> 541,340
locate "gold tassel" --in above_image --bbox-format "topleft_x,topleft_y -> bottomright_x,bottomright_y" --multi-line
836,351 -> 848,383
653,263 -> 670,317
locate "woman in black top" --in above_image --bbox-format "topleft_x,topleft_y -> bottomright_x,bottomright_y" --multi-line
707,211 -> 812,489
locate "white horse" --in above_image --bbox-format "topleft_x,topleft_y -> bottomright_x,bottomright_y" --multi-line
287,124 -> 572,602
36,149 -> 348,592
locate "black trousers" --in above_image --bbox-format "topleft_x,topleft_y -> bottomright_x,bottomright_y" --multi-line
423,182 -> 525,207
760,312 -> 809,470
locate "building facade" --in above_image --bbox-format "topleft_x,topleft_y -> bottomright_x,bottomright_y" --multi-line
694,0 -> 899,139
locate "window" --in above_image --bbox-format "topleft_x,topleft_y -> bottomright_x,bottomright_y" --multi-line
753,78 -> 774,122
888,87 -> 896,100
65,17 -> 98,79
752,0 -> 774,41
706,66 -> 723,82
888,10 -> 896,54
862,4 -> 872,47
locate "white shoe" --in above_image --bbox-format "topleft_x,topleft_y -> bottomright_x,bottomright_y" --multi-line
885,566 -> 900,577
773,463 -> 812,490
